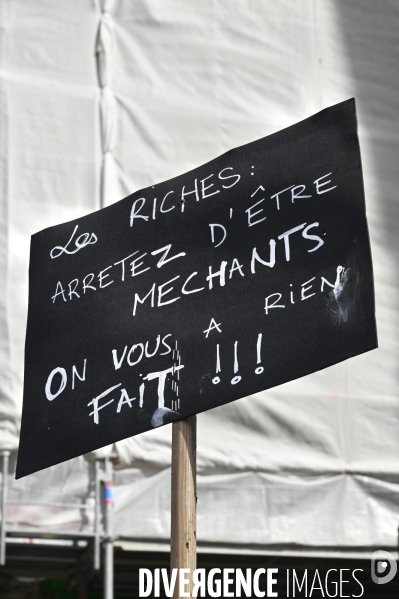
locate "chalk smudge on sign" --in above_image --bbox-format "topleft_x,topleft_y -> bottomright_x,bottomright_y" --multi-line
328,264 -> 359,325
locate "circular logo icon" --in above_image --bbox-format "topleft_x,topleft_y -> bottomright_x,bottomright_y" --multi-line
371,550 -> 397,585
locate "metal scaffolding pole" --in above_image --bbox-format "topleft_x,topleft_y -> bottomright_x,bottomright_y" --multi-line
0,451 -> 10,565
103,457 -> 114,599
94,459 -> 101,570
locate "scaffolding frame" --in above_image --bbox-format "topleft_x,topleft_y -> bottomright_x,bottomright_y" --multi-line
0,454 -> 115,599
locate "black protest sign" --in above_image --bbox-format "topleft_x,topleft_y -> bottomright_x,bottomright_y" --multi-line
16,99 -> 377,478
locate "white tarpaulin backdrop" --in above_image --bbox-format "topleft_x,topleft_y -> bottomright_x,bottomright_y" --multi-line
1,0 -> 399,549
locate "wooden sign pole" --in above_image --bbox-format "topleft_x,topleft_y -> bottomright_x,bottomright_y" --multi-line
171,416 -> 197,599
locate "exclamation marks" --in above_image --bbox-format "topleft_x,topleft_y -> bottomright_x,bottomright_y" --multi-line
172,341 -> 181,411
211,335 -> 265,385
255,333 -> 264,374
212,344 -> 221,385
211,342 -> 241,385
231,341 -> 241,385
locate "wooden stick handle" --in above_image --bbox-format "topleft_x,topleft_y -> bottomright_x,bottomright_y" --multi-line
171,416 -> 197,598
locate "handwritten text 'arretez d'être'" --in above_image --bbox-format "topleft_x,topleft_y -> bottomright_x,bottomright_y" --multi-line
50,170 -> 337,317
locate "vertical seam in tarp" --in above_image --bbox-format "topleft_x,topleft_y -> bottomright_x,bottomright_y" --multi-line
96,0 -> 120,208
0,0 -> 18,451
